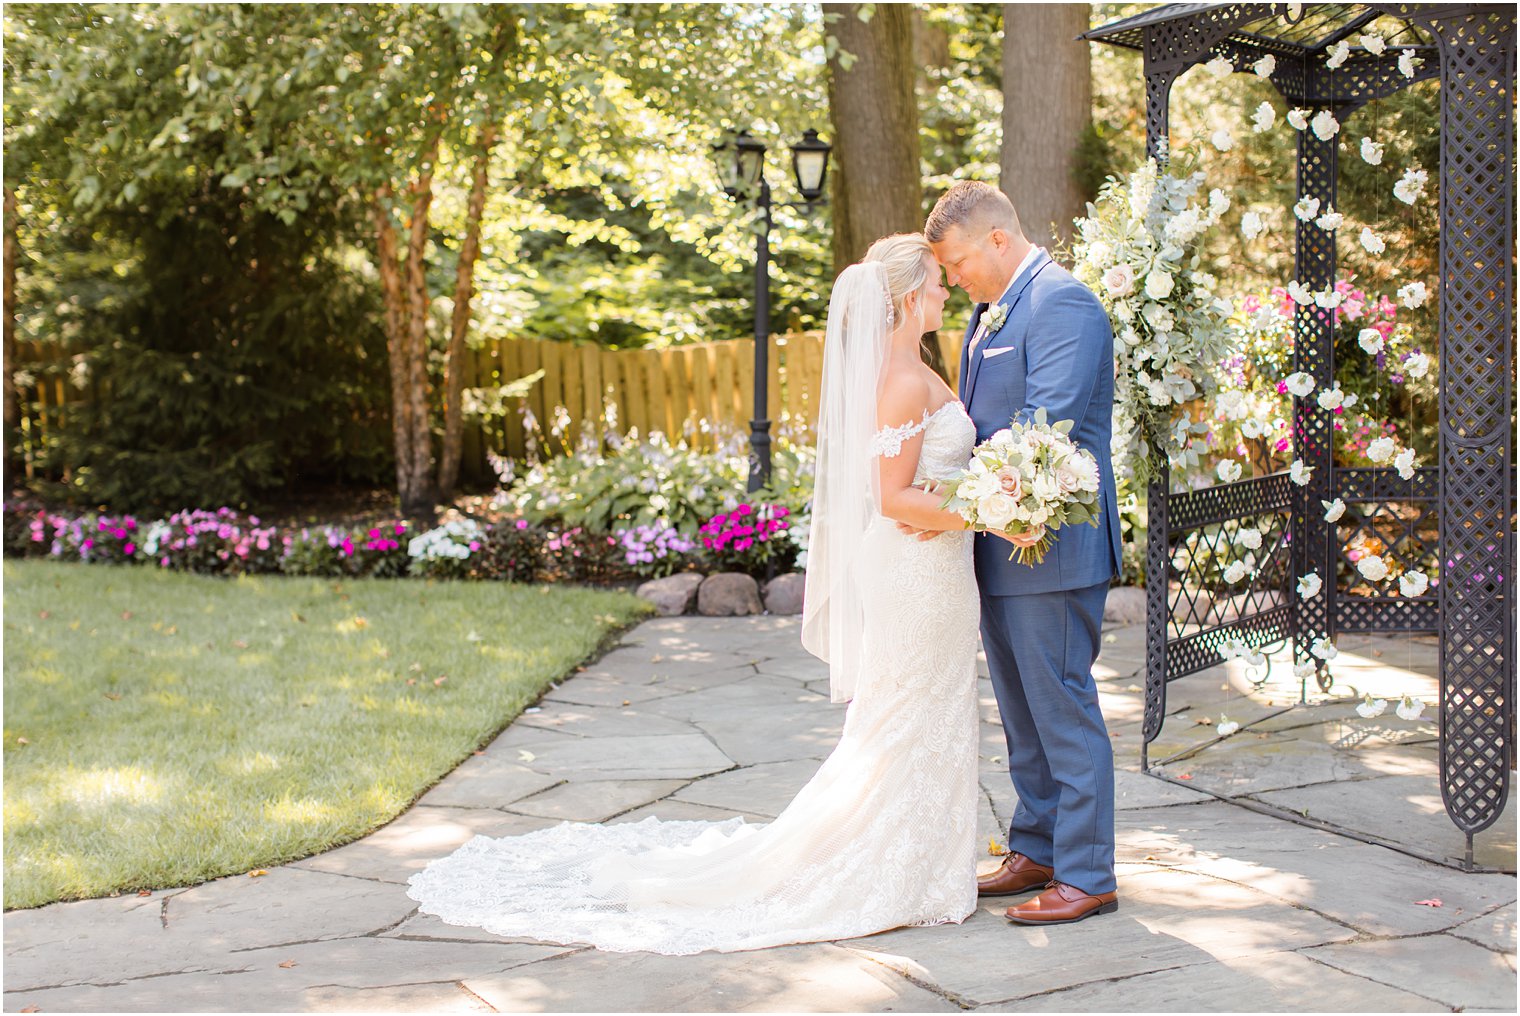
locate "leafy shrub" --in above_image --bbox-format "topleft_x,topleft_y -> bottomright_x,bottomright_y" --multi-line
142,508 -> 282,574
471,519 -> 546,583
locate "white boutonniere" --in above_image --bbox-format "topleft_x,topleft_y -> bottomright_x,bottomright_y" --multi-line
981,303 -> 1008,337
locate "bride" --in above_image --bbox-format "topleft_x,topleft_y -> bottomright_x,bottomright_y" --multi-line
407,233 -> 1001,954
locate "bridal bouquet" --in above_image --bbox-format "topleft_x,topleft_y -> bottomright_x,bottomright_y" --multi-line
934,409 -> 1103,566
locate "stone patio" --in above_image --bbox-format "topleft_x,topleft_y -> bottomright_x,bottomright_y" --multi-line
4,616 -> 1515,1013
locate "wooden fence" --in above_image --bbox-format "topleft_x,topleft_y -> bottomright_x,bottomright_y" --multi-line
12,331 -> 965,480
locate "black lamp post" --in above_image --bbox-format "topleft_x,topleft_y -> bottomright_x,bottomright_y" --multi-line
714,129 -> 831,492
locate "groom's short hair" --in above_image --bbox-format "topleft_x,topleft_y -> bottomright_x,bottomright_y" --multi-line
924,181 -> 1021,243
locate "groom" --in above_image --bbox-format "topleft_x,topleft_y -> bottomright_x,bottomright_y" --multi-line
924,181 -> 1123,925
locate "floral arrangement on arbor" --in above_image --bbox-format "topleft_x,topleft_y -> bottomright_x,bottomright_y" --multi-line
1072,151 -> 1238,484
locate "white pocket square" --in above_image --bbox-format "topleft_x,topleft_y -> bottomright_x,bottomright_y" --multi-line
981,346 -> 1016,360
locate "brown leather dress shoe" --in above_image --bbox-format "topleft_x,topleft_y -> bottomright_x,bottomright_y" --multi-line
976,853 -> 1055,897
1004,881 -> 1118,925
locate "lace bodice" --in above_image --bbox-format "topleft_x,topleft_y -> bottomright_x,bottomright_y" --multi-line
870,400 -> 977,484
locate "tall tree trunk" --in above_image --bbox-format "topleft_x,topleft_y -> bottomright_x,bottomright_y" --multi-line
373,185 -> 415,509
400,133 -> 441,518
1000,4 -> 1091,252
825,2 -> 923,275
3,187 -> 18,452
437,122 -> 497,500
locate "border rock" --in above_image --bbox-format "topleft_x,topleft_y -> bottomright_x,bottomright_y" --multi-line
762,573 -> 805,615
635,572 -> 705,616
697,573 -> 762,616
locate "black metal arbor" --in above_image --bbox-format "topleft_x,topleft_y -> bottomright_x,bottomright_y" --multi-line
1082,3 -> 1515,865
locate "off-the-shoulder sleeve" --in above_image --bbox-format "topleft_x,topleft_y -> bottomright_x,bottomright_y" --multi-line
868,416 -> 929,459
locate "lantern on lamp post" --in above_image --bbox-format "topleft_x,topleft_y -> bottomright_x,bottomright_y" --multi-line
713,128 -> 831,492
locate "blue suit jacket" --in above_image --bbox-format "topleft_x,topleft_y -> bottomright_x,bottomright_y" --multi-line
959,250 -> 1123,597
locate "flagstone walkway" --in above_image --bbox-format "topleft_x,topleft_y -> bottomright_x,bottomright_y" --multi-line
4,616 -> 1514,1013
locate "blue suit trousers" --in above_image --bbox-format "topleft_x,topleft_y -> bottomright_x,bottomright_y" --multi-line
979,580 -> 1116,896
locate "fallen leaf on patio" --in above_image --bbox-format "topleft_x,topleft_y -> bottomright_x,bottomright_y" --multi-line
278,960 -> 298,969
518,750 -> 536,762
988,838 -> 1009,856
1178,773 -> 1193,781
651,654 -> 664,663
20,1005 -> 39,1012
622,700 -> 631,706
1194,716 -> 1213,725
1414,898 -> 1443,908
137,890 -> 152,897
249,869 -> 268,877
472,750 -> 485,756
1126,684 -> 1141,692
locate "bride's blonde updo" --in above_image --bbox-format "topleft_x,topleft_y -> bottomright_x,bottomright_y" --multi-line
864,233 -> 934,328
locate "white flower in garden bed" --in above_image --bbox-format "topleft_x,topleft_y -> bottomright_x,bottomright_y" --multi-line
1293,196 -> 1320,221
1359,227 -> 1386,254
1322,498 -> 1347,523
1212,126 -> 1235,150
1357,693 -> 1389,718
1393,167 -> 1428,205
1290,460 -> 1313,486
1297,572 -> 1323,598
1311,110 -> 1340,141
1356,554 -> 1390,582
1399,570 -> 1430,597
1251,102 -> 1276,132
408,518 -> 485,562
1397,281 -> 1428,308
1360,137 -> 1385,165
1358,328 -> 1385,354
1394,447 -> 1417,479
1253,54 -> 1276,78
1396,695 -> 1426,721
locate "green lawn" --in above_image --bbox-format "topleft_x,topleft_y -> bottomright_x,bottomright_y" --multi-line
2,560 -> 651,909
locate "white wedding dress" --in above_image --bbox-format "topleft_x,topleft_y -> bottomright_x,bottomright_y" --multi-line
406,401 -> 982,955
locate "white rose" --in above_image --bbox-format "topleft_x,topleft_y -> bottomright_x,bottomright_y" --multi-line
1311,109 -> 1340,140
1253,54 -> 1276,78
1235,528 -> 1263,550
977,493 -> 1019,530
1293,196 -> 1320,221
1399,571 -> 1430,597
1144,270 -> 1175,301
1031,474 -> 1060,503
1394,447 -> 1417,479
1399,48 -> 1420,79
1028,506 -> 1050,526
1216,458 -> 1243,483
1290,459 -> 1313,486
1211,128 -> 1234,152
1360,137 -> 1384,165
1205,55 -> 1233,78
1287,108 -> 1309,131
1358,328 -> 1385,354
1286,281 -> 1314,306
1394,167 -> 1428,205
1356,554 -> 1390,582
1103,263 -> 1136,297
1322,498 -> 1346,522
1223,560 -> 1249,584
1361,33 -> 1387,55
1311,636 -> 1338,661
1251,101 -> 1276,132
1357,695 -> 1388,718
1297,572 -> 1323,598
1325,40 -> 1350,69
1241,210 -> 1266,241
1359,227 -> 1386,254
990,428 -> 1016,451
1315,208 -> 1344,231
1366,436 -> 1397,463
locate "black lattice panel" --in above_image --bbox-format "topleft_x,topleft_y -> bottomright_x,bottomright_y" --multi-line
1421,7 -> 1515,841
1333,467 -> 1441,634
1292,118 -> 1341,693
1142,4 -> 1259,75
